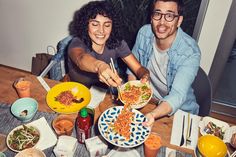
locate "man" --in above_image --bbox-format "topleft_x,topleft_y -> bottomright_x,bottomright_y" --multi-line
127,0 -> 201,126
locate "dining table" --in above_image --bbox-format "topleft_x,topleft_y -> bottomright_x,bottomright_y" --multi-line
0,64 -> 196,157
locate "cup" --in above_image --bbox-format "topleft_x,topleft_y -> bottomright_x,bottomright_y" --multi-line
14,78 -> 31,98
52,114 -> 75,136
144,132 -> 162,157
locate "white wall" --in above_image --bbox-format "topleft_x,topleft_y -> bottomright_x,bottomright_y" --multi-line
198,0 -> 232,74
0,0 -> 90,71
0,0 -> 233,73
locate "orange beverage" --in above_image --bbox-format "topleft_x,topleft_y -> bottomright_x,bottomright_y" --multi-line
14,80 -> 31,98
144,132 -> 162,157
52,114 -> 75,136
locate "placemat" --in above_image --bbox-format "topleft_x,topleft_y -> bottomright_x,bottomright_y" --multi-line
0,103 -> 193,157
0,103 -> 57,157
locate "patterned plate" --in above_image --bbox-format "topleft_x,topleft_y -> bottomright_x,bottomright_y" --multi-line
98,106 -> 151,148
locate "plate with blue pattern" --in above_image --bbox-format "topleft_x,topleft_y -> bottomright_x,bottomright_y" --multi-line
98,106 -> 151,148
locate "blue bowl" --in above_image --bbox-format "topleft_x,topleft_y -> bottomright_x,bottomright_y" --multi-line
11,98 -> 38,122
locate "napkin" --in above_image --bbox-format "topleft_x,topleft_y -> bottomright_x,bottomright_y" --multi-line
87,86 -> 107,109
170,110 -> 201,150
29,117 -> 57,150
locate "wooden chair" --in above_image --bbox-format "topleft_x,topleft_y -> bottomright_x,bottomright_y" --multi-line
192,67 -> 212,116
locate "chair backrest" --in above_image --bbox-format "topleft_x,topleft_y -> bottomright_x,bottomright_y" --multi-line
44,36 -> 73,81
192,67 -> 212,116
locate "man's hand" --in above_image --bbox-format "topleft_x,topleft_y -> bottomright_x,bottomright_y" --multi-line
142,112 -> 155,127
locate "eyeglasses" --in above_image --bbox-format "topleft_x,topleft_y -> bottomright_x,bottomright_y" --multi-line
152,12 -> 179,22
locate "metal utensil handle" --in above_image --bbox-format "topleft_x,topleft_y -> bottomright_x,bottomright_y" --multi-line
189,118 -> 193,137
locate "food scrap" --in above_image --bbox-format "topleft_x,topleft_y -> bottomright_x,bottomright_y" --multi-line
20,110 -> 28,117
204,121 -> 225,139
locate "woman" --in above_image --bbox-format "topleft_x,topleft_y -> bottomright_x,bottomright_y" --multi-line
67,0 -> 149,88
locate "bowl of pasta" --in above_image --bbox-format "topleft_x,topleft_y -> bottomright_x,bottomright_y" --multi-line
119,80 -> 152,109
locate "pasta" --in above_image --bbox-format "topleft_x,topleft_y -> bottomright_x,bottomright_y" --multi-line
113,104 -> 134,141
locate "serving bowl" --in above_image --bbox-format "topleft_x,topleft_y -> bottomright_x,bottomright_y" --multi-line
197,135 -> 227,157
11,98 -> 38,122
7,125 -> 41,152
119,80 -> 152,109
15,148 -> 45,157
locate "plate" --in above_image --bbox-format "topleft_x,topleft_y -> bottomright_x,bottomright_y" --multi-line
224,126 -> 236,143
6,124 -> 41,152
107,148 -> 140,157
120,80 -> 152,109
98,106 -> 151,148
198,116 -> 230,140
46,82 -> 91,114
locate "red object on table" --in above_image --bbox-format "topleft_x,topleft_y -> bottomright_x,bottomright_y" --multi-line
76,108 -> 91,144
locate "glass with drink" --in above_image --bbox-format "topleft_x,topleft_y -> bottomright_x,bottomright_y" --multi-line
14,78 -> 31,98
144,132 -> 162,157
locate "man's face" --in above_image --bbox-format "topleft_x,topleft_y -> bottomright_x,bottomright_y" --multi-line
151,1 -> 183,42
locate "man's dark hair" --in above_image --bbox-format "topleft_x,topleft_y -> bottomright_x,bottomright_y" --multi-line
151,0 -> 184,16
69,0 -> 124,50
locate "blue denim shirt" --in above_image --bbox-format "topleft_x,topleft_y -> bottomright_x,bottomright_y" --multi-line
127,24 -> 201,115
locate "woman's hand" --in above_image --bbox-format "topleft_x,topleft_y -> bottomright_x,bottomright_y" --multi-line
140,73 -> 150,83
142,112 -> 155,127
97,62 -> 122,87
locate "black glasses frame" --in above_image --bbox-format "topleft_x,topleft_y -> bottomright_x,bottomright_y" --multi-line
152,12 -> 179,22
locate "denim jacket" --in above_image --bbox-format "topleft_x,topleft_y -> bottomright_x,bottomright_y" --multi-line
127,24 -> 201,115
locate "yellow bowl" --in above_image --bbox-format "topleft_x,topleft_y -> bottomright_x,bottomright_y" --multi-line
198,135 -> 227,157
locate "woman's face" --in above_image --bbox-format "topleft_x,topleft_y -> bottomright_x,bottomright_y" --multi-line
88,14 -> 112,50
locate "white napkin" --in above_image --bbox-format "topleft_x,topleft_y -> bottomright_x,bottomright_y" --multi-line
29,117 -> 57,150
87,86 -> 107,109
170,110 -> 201,150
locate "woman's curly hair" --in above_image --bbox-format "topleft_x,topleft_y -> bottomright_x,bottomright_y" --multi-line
69,0 -> 124,50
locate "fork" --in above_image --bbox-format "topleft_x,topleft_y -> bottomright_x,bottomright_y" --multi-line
186,117 -> 193,146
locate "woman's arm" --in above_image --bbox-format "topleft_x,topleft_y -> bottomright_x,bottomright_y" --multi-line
69,47 -> 122,86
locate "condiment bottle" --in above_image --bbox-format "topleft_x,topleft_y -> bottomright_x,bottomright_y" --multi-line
76,108 -> 91,144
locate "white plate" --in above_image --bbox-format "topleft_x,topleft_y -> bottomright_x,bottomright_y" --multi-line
224,126 -> 236,143
6,124 -> 41,152
198,116 -> 230,141
98,106 -> 151,148
107,148 -> 140,157
7,117 -> 57,152
120,80 -> 152,109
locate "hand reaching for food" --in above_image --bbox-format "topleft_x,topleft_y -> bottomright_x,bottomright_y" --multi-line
97,62 -> 122,87
143,112 -> 155,127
